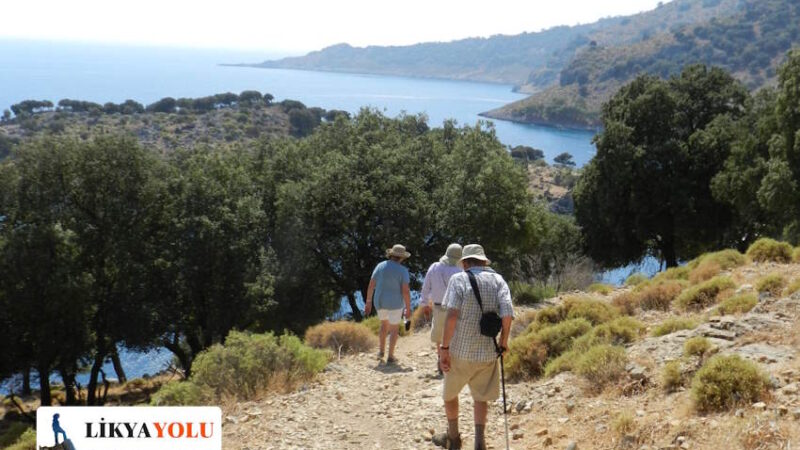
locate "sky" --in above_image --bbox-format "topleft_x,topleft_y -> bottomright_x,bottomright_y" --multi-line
0,0 -> 671,55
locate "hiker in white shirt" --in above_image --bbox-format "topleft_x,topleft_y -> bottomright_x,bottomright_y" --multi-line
420,243 -> 462,375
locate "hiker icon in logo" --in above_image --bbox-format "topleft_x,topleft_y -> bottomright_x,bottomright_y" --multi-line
52,413 -> 68,445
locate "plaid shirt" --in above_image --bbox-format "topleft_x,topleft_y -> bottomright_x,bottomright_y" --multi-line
443,267 -> 514,362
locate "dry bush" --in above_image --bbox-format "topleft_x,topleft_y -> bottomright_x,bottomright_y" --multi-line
690,249 -> 748,270
574,344 -> 627,387
716,293 -> 758,315
755,273 -> 787,296
653,266 -> 690,283
746,238 -> 794,263
794,247 -> 800,263
684,336 -> 712,357
691,355 -> 769,412
409,305 -> 431,331
151,381 -> 212,406
563,296 -> 620,325
612,411 -> 636,437
740,418 -> 789,450
673,276 -> 735,311
591,316 -> 645,345
625,273 -> 648,287
612,291 -> 640,315
505,332 -> 548,380
511,310 -> 538,338
588,283 -> 613,295
661,361 -> 683,392
305,321 -> 377,354
786,278 -> 800,296
534,317 -> 593,356
638,280 -> 685,310
652,317 -> 698,337
362,316 -> 409,336
689,261 -> 721,284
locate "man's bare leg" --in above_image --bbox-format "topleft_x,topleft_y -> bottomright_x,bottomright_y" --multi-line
445,398 -> 460,442
387,324 -> 400,359
474,401 -> 488,450
378,320 -> 388,357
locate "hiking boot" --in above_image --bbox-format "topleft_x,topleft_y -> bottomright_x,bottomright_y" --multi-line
432,432 -> 461,449
386,355 -> 398,365
376,351 -> 384,360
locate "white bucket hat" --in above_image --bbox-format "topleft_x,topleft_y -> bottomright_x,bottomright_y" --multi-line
460,244 -> 490,264
440,243 -> 463,266
386,244 -> 411,259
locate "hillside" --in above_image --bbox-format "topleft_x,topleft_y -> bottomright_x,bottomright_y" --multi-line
224,248 -> 800,450
243,0 -> 738,89
485,0 -> 800,128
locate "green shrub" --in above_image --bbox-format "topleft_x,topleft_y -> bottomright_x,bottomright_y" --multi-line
305,321 -> 377,354
746,238 -> 794,263
543,348 -> 580,378
638,280 -> 685,310
563,296 -> 619,325
511,281 -> 556,304
612,291 -> 640,315
574,344 -> 628,386
0,423 -> 31,448
652,317 -> 698,337
653,266 -> 690,282
191,331 -> 329,400
534,318 -> 593,356
691,355 -> 769,412
612,411 -> 636,437
625,273 -> 648,287
690,249 -> 748,270
786,278 -> 800,296
715,293 -> 758,315
151,381 -> 212,406
588,283 -> 613,295
531,305 -> 564,328
505,333 -> 548,380
794,247 -> 800,263
673,276 -> 735,311
689,261 -> 721,284
4,428 -> 35,450
591,316 -> 645,345
662,361 -> 683,392
684,336 -> 712,357
755,273 -> 787,296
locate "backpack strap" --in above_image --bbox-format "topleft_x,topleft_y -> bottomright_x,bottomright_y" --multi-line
466,270 -> 484,313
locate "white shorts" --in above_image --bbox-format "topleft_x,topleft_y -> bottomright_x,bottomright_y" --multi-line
377,308 -> 403,325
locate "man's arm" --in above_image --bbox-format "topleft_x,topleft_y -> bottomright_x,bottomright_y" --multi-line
499,316 -> 512,354
440,308 -> 458,372
365,278 -> 376,316
402,283 -> 411,318
421,265 -> 434,309
497,278 -> 514,354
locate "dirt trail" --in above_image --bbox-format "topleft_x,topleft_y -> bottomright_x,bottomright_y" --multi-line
223,331 -> 520,450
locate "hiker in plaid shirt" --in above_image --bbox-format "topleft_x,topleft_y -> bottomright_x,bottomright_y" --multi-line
434,244 -> 513,450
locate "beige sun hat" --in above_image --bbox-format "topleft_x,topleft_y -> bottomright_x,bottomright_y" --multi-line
386,244 -> 411,259
440,243 -> 463,266
460,244 -> 490,264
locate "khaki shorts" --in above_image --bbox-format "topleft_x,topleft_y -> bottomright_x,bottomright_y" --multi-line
430,305 -> 447,343
377,308 -> 403,325
443,357 -> 499,402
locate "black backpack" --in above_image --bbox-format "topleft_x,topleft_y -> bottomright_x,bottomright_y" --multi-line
466,271 -> 502,344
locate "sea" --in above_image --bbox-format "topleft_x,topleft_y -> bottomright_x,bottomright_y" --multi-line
0,39 -> 654,391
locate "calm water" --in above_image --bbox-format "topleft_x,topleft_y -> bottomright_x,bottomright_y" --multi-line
0,40 -> 600,391
0,39 -> 597,166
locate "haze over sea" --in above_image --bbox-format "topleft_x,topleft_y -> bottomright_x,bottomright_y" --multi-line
0,39 -> 607,389
0,39 -> 597,165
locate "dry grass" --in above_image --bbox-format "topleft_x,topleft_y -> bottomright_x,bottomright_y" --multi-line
625,273 -> 649,287
612,411 -> 636,437
638,280 -> 685,311
794,247 -> 800,263
786,278 -> 800,296
690,249 -> 749,270
511,309 -> 538,338
740,417 -> 789,450
653,266 -> 690,283
691,355 -> 769,412
662,361 -> 683,392
755,273 -> 787,296
588,283 -> 614,295
746,238 -> 794,263
689,261 -> 721,284
574,344 -> 627,388
409,305 -> 431,331
684,336 -> 712,357
652,317 -> 698,337
305,321 -> 377,354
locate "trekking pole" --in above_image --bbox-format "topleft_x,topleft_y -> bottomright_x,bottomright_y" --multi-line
500,351 -> 510,450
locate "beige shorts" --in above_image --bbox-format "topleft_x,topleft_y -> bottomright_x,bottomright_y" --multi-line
377,308 -> 403,325
430,305 -> 447,343
443,357 -> 499,402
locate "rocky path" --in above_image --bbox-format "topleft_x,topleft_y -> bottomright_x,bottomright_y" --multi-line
222,332 -> 521,450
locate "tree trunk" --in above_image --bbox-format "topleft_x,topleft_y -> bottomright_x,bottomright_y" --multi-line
661,240 -> 679,268
110,347 -> 127,383
21,368 -> 31,396
38,366 -> 52,407
87,352 -> 105,405
163,336 -> 193,379
60,369 -> 77,405
347,292 -> 363,322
